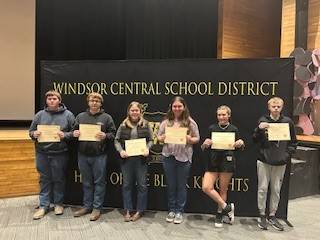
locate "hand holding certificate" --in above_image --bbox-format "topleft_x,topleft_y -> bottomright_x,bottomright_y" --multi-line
37,125 -> 60,143
268,123 -> 291,141
79,124 -> 101,141
211,132 -> 235,150
125,138 -> 147,157
164,127 -> 188,145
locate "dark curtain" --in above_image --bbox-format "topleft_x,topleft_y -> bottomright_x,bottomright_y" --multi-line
36,0 -> 218,110
126,0 -> 218,59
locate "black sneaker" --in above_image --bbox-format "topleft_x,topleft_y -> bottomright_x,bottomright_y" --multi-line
258,215 -> 268,230
222,203 -> 234,224
214,213 -> 223,228
268,216 -> 284,231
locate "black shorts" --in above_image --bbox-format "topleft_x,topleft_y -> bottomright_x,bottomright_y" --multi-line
206,154 -> 235,173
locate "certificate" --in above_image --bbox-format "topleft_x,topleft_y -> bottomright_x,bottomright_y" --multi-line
125,138 -> 147,157
37,125 -> 60,143
268,123 -> 291,141
79,124 -> 101,141
211,132 -> 235,150
164,127 -> 188,145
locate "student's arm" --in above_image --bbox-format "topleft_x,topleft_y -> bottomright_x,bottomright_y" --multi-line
157,120 -> 166,142
187,120 -> 200,145
114,126 -> 128,158
114,126 -> 124,153
252,119 -> 268,143
105,115 -> 116,141
146,124 -> 154,149
201,125 -> 212,150
62,111 -> 76,140
29,112 -> 41,140
234,127 -> 245,149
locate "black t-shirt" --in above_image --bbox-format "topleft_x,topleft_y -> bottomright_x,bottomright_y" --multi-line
204,123 -> 241,162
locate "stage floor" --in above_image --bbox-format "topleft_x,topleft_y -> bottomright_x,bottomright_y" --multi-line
0,195 -> 319,240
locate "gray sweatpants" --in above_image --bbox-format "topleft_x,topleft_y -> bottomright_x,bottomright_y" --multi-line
257,160 -> 286,216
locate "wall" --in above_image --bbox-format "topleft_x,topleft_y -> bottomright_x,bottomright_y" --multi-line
0,0 -> 35,120
218,0 -> 282,58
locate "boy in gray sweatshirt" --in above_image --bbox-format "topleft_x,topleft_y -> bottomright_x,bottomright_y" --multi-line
29,90 -> 75,220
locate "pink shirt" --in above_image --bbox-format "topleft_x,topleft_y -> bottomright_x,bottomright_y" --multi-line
157,118 -> 200,162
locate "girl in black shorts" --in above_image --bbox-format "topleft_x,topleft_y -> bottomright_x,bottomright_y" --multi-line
201,105 -> 244,228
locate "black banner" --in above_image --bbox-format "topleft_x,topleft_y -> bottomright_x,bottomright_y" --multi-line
40,59 -> 294,218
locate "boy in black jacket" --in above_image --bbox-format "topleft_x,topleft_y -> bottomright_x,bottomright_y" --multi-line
253,97 -> 297,231
72,92 -> 116,221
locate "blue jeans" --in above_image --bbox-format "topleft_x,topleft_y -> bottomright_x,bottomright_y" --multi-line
162,156 -> 191,213
36,152 -> 68,209
78,153 -> 107,210
121,157 -> 148,212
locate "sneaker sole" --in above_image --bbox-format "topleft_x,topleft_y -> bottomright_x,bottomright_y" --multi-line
228,203 -> 235,224
270,224 -> 284,231
173,220 -> 183,224
215,222 -> 223,228
267,219 -> 284,231
258,223 -> 268,230
166,218 -> 174,223
268,221 -> 284,231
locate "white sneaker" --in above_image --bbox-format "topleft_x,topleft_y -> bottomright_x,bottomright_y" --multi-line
173,212 -> 183,224
54,205 -> 64,215
222,203 -> 234,224
166,211 -> 175,222
33,208 -> 46,220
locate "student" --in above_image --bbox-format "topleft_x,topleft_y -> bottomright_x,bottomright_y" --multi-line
201,105 -> 244,227
114,101 -> 153,222
29,90 -> 75,220
73,92 -> 116,221
157,96 -> 200,224
253,97 -> 297,231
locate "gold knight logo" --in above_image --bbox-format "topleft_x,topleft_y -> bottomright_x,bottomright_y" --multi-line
141,103 -> 166,163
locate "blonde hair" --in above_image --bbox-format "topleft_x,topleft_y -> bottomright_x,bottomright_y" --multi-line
217,105 -> 231,116
121,101 -> 148,128
268,97 -> 284,106
87,92 -> 104,103
45,90 -> 61,101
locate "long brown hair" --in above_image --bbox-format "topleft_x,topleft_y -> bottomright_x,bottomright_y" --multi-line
166,96 -> 190,127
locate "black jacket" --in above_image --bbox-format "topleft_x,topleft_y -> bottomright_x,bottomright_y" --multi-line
74,109 -> 116,156
252,114 -> 297,166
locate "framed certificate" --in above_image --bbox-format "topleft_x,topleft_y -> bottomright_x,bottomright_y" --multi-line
268,123 -> 291,141
125,138 -> 147,157
164,127 -> 188,145
79,124 -> 101,141
211,132 -> 235,150
37,125 -> 60,143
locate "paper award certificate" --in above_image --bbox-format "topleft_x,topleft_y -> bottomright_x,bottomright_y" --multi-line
79,124 -> 101,141
211,132 -> 235,150
164,127 -> 188,145
268,123 -> 291,141
37,125 -> 60,143
125,138 -> 147,157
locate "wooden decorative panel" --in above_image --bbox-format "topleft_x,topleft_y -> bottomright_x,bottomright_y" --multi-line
218,0 -> 282,58
0,130 -> 38,198
281,0 -> 296,57
308,0 -> 320,50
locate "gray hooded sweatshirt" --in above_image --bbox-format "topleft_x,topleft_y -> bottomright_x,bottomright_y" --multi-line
29,103 -> 75,154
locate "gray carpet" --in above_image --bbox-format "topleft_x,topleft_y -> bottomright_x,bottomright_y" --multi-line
0,195 -> 319,240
